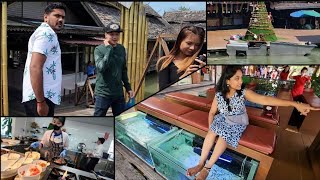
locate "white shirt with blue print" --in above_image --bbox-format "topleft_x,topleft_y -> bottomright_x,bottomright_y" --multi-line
22,22 -> 62,105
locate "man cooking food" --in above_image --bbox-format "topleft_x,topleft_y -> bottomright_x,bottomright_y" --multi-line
30,117 -> 69,161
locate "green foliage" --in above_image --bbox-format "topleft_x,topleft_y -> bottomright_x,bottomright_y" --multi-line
178,6 -> 191,11
255,78 -> 280,93
245,29 -> 278,41
311,74 -> 320,97
1,117 -> 12,136
244,2 -> 278,42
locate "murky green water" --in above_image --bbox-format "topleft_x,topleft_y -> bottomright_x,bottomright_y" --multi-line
208,47 -> 320,64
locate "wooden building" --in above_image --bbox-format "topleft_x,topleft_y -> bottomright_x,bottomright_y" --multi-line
268,1 -> 320,29
207,1 -> 253,30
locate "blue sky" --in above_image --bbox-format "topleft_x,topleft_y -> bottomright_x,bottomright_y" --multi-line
144,2 -> 206,16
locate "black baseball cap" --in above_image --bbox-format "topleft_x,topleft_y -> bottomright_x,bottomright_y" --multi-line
104,22 -> 123,33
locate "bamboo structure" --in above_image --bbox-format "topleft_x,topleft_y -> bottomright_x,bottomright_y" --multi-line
135,3 -> 142,101
119,5 -> 124,44
141,14 -> 148,102
1,2 -> 9,115
120,2 -> 148,103
0,2 -> 2,116
131,2 -> 138,99
127,2 -> 134,96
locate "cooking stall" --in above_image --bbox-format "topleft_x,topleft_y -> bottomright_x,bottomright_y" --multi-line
1,117 -> 114,180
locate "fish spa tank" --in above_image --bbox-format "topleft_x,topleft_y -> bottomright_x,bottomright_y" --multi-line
149,130 -> 259,180
115,111 -> 178,167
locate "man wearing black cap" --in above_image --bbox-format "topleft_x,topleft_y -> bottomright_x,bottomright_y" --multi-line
86,137 -> 106,172
93,22 -> 134,116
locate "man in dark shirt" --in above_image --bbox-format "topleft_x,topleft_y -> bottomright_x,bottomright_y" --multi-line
93,23 -> 134,116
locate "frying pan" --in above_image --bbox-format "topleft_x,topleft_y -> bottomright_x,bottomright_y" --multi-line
52,156 -> 68,166
50,168 -> 76,180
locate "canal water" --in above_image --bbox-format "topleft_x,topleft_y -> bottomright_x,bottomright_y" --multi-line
208,47 -> 320,65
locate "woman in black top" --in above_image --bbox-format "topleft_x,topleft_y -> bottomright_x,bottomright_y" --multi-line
157,26 -> 206,90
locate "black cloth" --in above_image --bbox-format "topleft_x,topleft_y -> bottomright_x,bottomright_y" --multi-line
158,62 -> 184,91
86,157 -> 100,172
288,95 -> 306,129
23,98 -> 55,116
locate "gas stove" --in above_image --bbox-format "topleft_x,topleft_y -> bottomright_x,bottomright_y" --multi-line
78,175 -> 96,180
47,168 -> 77,180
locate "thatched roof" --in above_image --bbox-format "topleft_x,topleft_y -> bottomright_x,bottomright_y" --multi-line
169,23 -> 206,32
270,2 -> 320,10
144,4 -> 176,40
82,2 -> 120,27
163,10 -> 206,23
163,10 -> 206,35
144,3 -> 162,18
83,2 -> 175,40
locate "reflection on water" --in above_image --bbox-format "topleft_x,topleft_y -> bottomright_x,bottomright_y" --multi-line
208,47 -> 320,64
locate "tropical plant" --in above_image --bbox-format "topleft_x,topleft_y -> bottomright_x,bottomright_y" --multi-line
311,73 -> 320,97
1,117 -> 12,136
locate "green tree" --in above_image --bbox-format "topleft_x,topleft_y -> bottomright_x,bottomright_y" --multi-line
245,2 -> 277,41
178,6 -> 191,11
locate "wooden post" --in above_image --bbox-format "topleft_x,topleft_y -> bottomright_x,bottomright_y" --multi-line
1,2 -> 9,115
136,2 -> 143,102
120,3 -> 147,103
127,2 -> 134,100
0,2 -> 2,115
141,16 -> 148,102
131,2 -> 138,100
139,4 -> 146,102
123,7 -> 129,49
74,46 -> 79,104
119,6 -> 124,44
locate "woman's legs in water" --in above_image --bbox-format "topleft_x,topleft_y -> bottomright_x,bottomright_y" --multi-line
196,136 -> 228,180
186,130 -> 217,176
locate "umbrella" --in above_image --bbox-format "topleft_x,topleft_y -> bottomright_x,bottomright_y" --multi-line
290,10 -> 320,18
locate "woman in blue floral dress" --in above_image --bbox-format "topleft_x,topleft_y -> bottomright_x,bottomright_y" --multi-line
186,66 -> 319,180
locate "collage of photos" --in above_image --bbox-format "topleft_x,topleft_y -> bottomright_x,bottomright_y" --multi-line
1,1 -> 319,180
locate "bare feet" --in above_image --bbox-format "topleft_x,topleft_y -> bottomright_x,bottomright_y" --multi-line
186,163 -> 204,177
195,168 -> 210,180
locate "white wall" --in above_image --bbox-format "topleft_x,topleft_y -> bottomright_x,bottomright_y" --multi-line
11,117 -> 35,138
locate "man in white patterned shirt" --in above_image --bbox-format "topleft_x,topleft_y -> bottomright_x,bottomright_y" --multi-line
22,3 -> 66,116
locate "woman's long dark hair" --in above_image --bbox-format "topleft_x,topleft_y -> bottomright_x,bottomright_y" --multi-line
156,26 -> 205,73
217,66 -> 244,111
282,65 -> 290,73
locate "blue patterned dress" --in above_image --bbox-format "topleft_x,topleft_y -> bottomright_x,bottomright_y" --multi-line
210,89 -> 248,148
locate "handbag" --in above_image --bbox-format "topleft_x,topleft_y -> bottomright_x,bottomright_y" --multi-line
225,110 -> 249,126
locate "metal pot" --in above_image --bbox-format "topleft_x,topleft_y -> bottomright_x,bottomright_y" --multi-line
77,143 -> 86,153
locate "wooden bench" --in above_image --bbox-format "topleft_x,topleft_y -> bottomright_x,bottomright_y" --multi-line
137,97 -> 276,180
165,92 -> 280,131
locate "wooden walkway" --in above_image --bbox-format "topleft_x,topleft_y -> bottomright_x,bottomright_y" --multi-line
115,141 -> 164,180
208,28 -> 320,50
